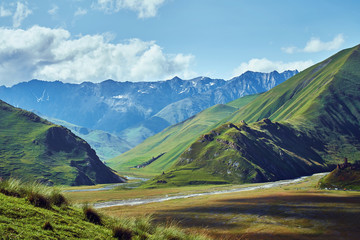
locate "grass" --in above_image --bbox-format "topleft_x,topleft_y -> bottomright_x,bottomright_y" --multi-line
97,173 -> 360,240
0,178 -> 209,239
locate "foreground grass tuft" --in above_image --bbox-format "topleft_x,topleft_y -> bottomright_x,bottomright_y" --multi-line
42,221 -> 54,231
0,178 -> 68,208
112,225 -> 133,240
83,204 -> 102,225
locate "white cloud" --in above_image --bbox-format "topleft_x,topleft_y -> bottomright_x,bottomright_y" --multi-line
303,34 -> 344,53
13,2 -> 32,28
282,34 -> 344,54
74,7 -> 87,16
0,26 -> 194,86
94,0 -> 166,18
233,58 -> 314,76
48,5 -> 59,15
0,6 -> 12,17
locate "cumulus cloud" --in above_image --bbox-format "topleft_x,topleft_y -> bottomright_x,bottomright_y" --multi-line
0,26 -> 194,86
282,34 -> 344,54
13,2 -> 32,28
48,5 -> 59,15
93,0 -> 165,18
0,6 -> 12,17
74,7 -> 87,16
303,34 -> 344,53
233,58 -> 314,76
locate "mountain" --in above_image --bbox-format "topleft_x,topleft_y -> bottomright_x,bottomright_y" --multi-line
107,94 -> 259,177
0,71 -> 297,151
113,44 -> 360,186
0,100 -> 125,185
40,116 -> 133,160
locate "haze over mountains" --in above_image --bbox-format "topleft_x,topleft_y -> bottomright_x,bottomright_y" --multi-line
0,70 -> 297,159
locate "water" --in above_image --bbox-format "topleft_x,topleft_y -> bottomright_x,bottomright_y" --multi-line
94,172 -> 328,209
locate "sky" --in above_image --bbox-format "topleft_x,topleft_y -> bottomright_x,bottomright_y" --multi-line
0,0 -> 360,86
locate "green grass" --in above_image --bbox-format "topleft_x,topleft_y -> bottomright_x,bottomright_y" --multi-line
0,178 -> 209,239
107,94 -> 259,177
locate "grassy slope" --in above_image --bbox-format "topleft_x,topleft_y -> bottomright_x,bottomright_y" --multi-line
319,167 -> 360,190
148,45 -> 360,186
0,179 -> 208,240
107,94 -> 259,177
0,100 -> 123,186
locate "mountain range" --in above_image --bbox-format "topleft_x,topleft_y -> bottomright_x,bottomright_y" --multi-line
0,70 -> 297,159
108,44 -> 360,187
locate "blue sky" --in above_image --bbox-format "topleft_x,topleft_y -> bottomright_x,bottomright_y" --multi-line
0,0 -> 359,86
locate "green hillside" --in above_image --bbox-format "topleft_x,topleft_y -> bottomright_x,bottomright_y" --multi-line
107,94 -> 259,177
0,179 -> 207,239
0,100 -> 124,186
147,44 -> 360,186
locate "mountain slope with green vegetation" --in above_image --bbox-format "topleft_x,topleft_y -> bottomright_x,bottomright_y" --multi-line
107,94 -> 259,177
147,44 -> 360,186
0,100 -> 124,186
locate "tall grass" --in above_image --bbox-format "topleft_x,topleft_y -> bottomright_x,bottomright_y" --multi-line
0,178 -> 67,208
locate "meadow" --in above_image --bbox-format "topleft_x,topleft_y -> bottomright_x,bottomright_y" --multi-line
64,174 -> 360,240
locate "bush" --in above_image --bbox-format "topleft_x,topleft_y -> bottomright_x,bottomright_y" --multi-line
83,205 -> 102,225
112,225 -> 133,240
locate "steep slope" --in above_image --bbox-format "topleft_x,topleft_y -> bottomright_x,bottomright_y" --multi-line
0,71 -> 296,147
107,94 -> 259,177
0,100 -> 125,185
148,44 -> 360,186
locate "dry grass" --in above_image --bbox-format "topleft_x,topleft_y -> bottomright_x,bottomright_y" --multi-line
97,175 -> 360,240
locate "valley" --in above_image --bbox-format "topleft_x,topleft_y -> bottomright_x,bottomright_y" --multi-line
64,173 -> 360,240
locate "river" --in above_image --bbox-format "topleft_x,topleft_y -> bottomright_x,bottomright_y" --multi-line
93,172 -> 328,209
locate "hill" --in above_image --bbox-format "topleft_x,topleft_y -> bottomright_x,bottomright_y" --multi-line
143,44 -> 360,186
0,100 -> 124,185
107,94 -> 259,177
319,158 -> 360,190
42,116 -> 133,160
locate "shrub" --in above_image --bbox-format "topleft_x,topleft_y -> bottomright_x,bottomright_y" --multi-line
83,205 -> 102,225
112,225 -> 133,240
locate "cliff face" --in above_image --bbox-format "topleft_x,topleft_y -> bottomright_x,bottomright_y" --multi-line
0,99 -> 125,186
